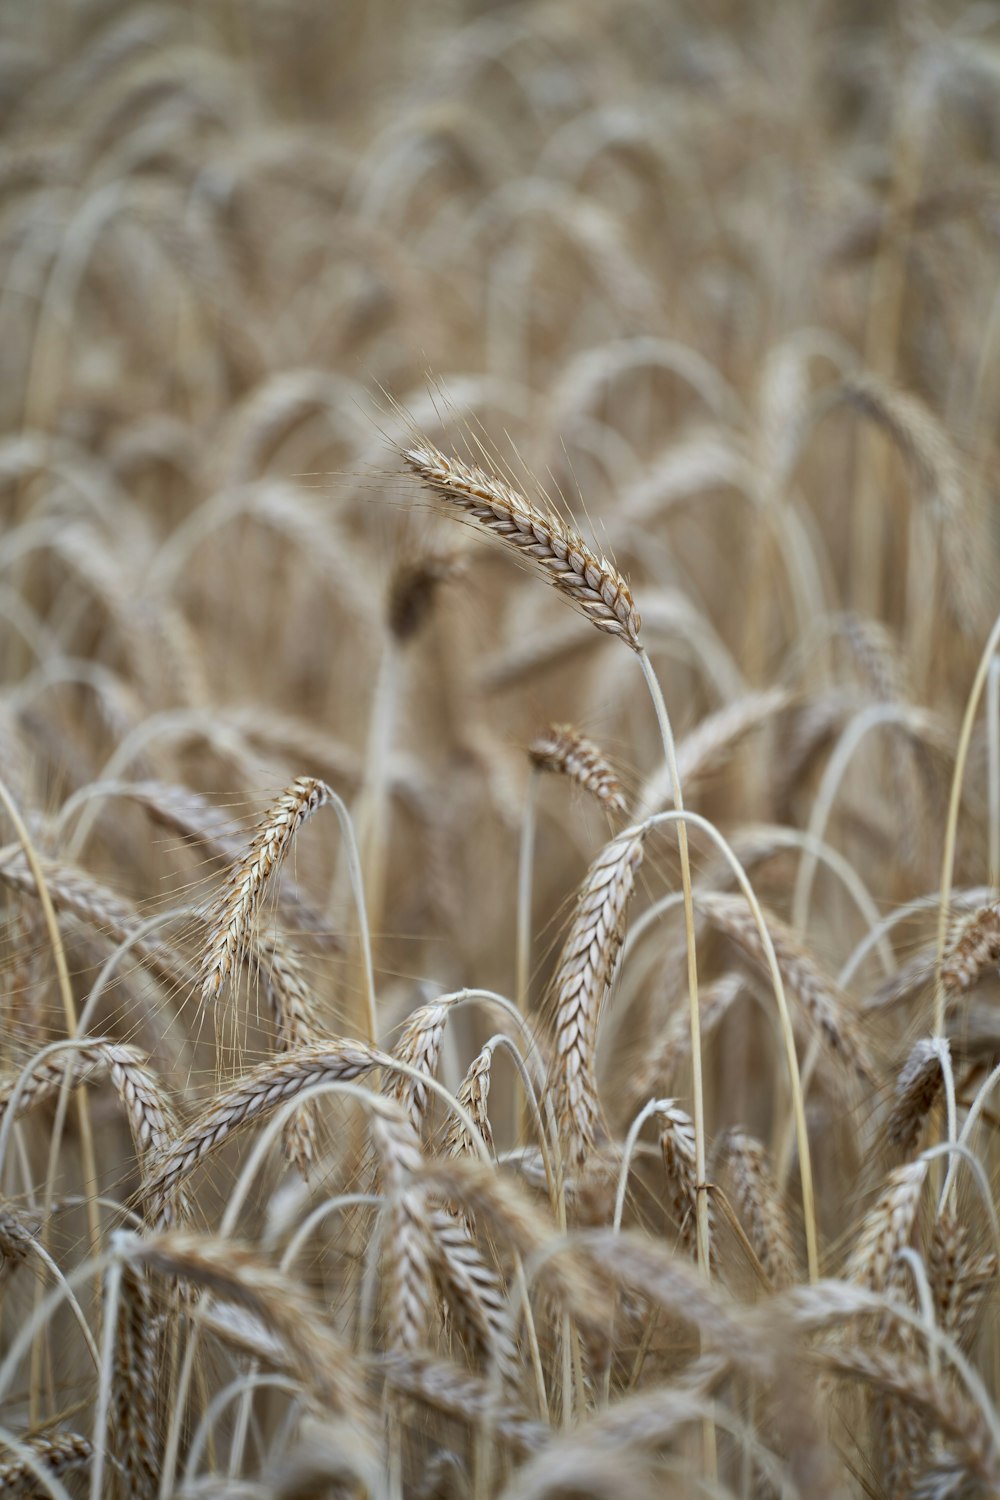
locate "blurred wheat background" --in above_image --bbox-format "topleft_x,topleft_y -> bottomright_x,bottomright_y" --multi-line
1,1 -> 999,1496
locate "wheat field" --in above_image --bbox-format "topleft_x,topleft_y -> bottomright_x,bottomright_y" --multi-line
1,1 -> 999,1496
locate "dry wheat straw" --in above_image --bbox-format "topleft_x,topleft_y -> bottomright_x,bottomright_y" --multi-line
402,441 -> 641,647
548,828 -> 645,1166
528,725 -> 625,812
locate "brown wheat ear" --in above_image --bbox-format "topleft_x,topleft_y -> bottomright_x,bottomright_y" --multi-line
402,439 -> 641,648
529,724 -> 626,813
548,826 -> 646,1167
200,776 -> 333,1003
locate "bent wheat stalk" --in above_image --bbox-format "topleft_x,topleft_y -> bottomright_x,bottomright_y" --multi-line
401,441 -> 708,1280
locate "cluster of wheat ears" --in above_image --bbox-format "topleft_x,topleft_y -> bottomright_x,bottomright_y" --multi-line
2,2 -> 1000,1497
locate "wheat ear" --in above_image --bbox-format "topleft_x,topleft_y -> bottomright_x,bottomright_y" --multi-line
201,774 -> 378,1041
529,724 -> 626,812
942,900 -> 1000,996
887,1038 -> 946,1155
0,1432 -> 93,1494
125,1229 -> 372,1424
111,1259 -> 158,1500
696,891 -> 871,1083
547,828 -> 646,1167
721,1129 -> 798,1290
142,1040 -> 385,1227
657,1102 -> 707,1261
845,1161 -> 929,1292
402,440 -> 641,647
200,776 -> 333,1001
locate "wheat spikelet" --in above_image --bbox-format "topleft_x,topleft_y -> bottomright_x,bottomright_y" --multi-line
428,1206 -> 518,1389
388,999 -> 448,1131
112,1259 -> 159,1500
721,1129 -> 797,1289
656,1102 -> 703,1259
929,1213 -> 998,1352
547,828 -> 645,1166
695,891 -> 872,1083
142,1040 -> 385,1226
126,1230 -> 372,1424
200,776 -> 333,1003
402,440 -> 641,648
0,1039 -> 177,1166
942,902 -> 1000,997
821,1342 -> 1000,1494
421,1157 -> 611,1343
445,1043 -> 495,1161
250,934 -> 319,1178
369,1098 -> 435,1355
528,724 -> 625,812
131,780 -> 337,947
845,1161 -> 929,1292
887,1038 -> 946,1155
0,1432 -> 93,1493
0,853 -> 194,992
378,1352 -> 547,1455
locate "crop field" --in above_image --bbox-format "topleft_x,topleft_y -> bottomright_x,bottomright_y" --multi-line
0,1 -> 999,1496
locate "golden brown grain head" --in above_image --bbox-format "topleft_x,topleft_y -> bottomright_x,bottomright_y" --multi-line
402,441 -> 642,649
528,723 -> 626,813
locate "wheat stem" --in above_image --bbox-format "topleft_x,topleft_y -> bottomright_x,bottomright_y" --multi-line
637,650 -> 709,1280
